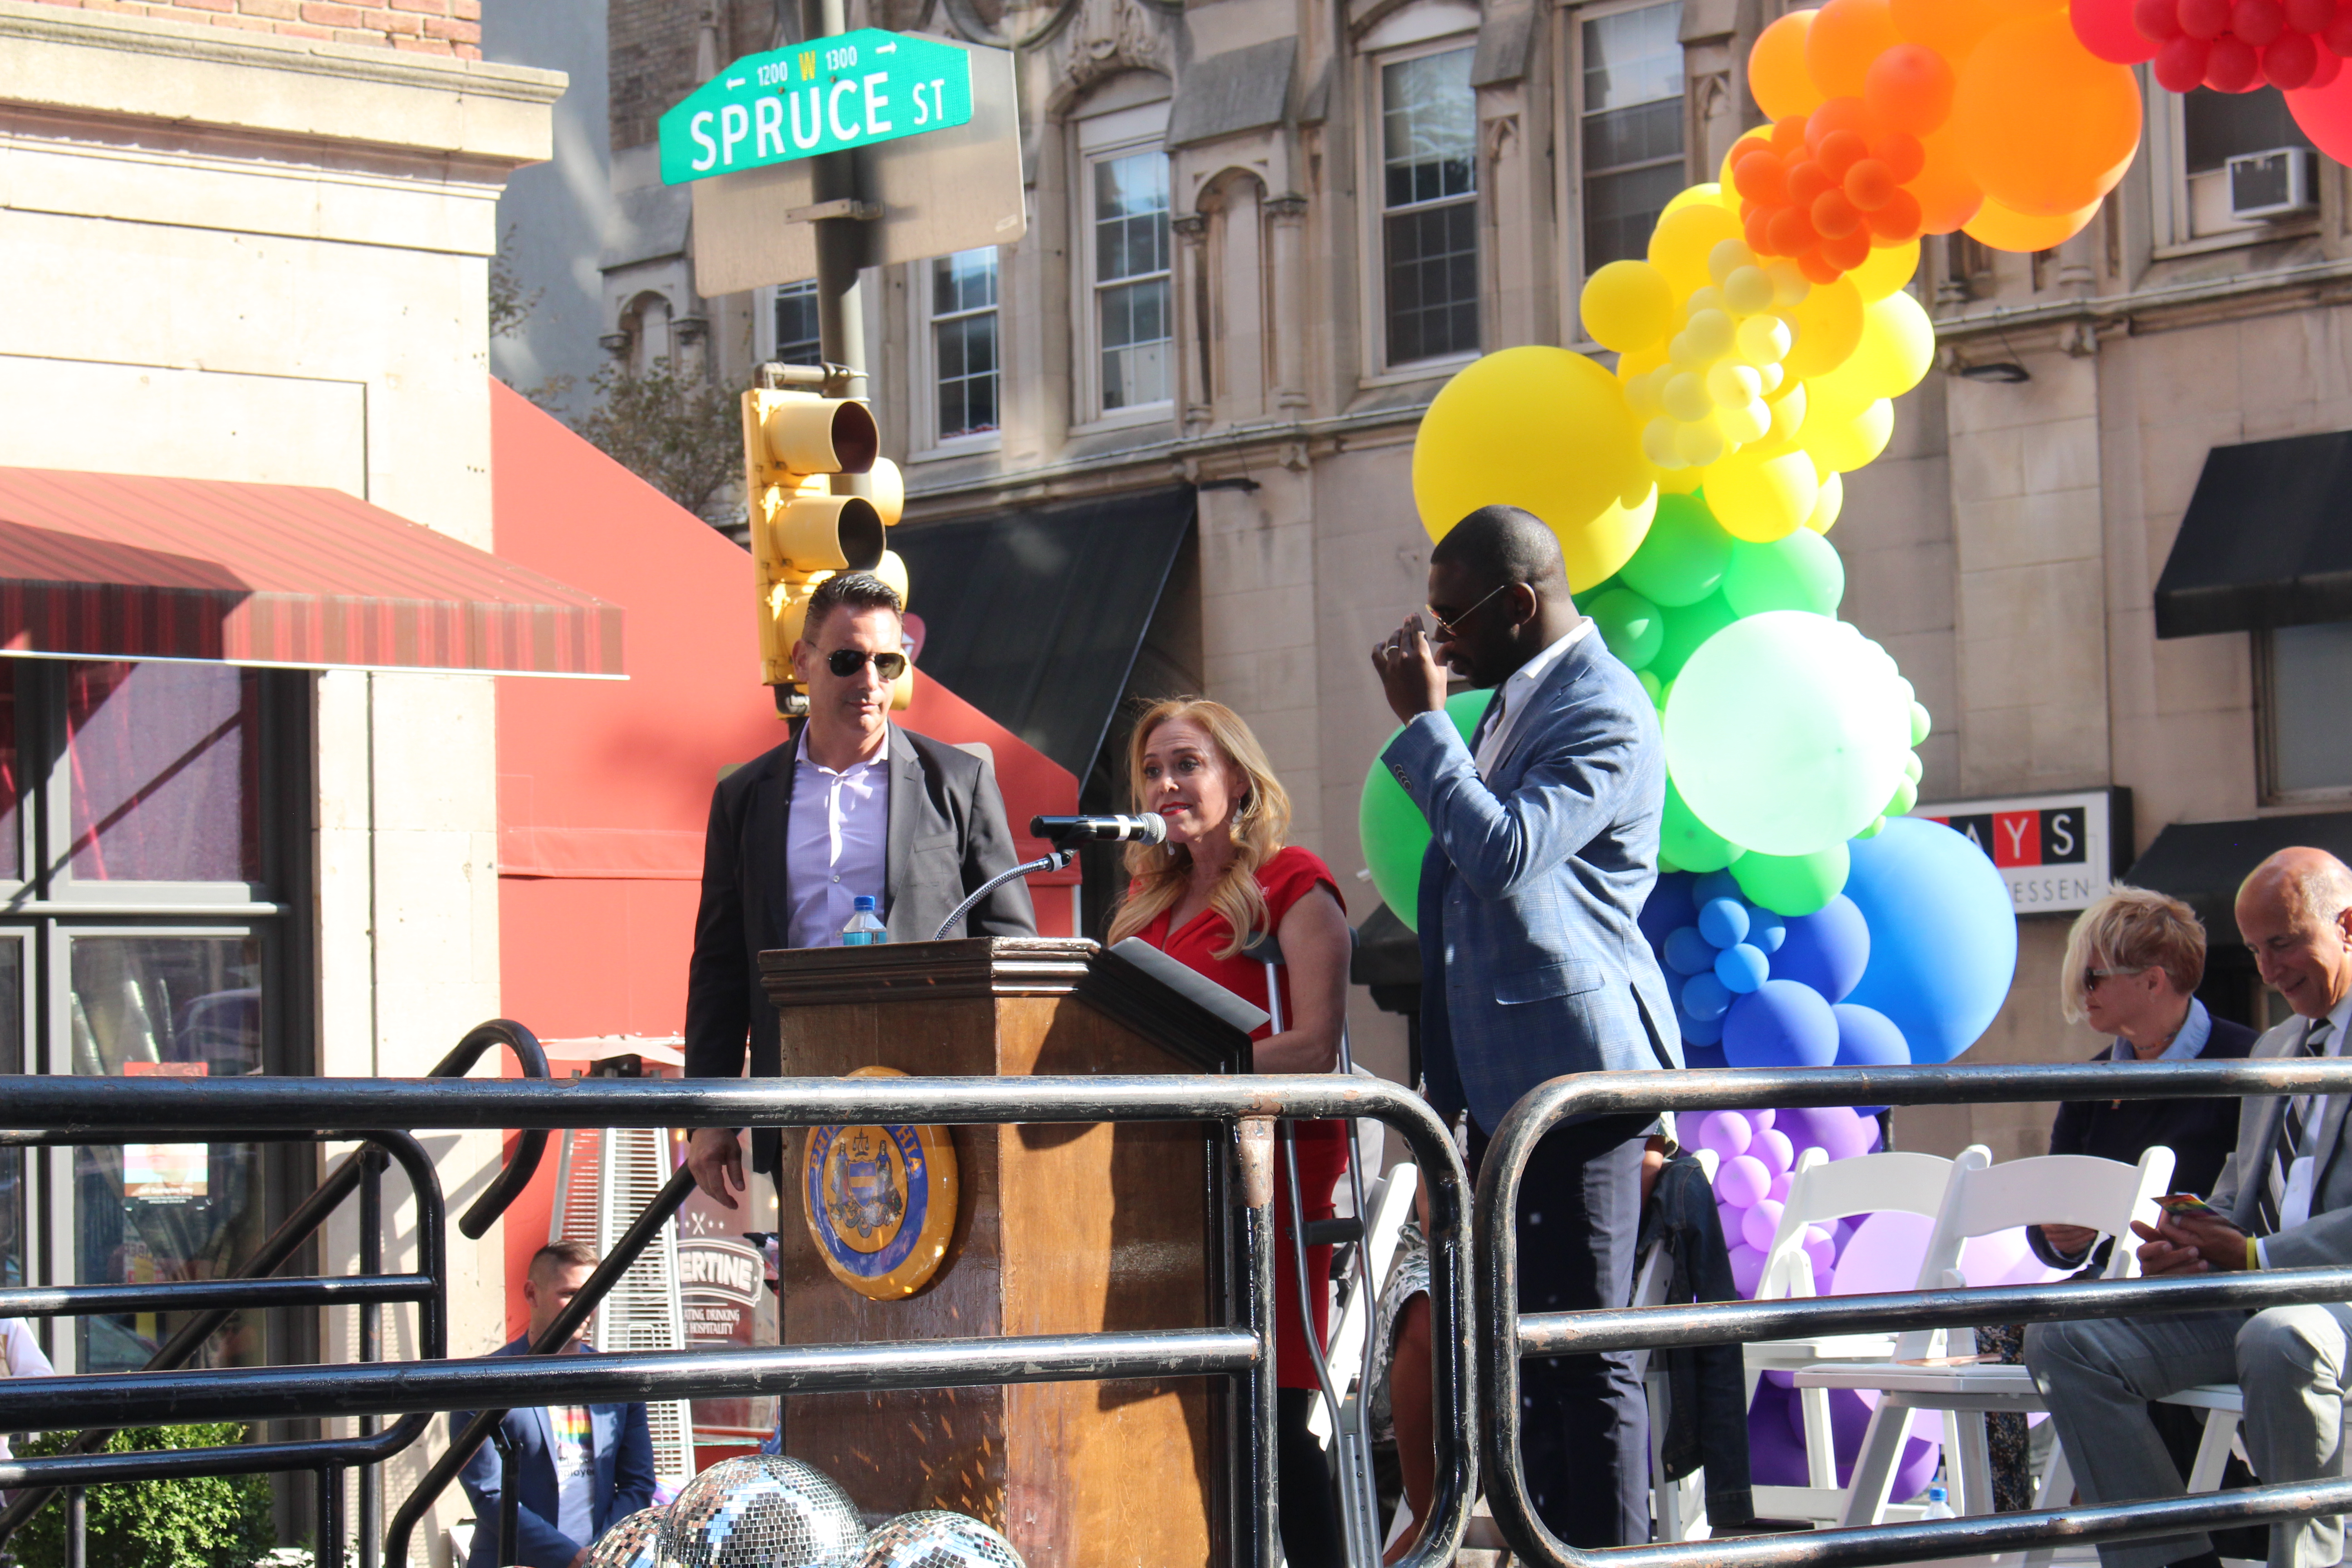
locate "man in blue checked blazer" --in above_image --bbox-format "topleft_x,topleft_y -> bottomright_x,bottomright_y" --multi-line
1371,504 -> 1679,1548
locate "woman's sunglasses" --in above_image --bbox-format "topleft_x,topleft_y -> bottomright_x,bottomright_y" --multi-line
826,647 -> 908,680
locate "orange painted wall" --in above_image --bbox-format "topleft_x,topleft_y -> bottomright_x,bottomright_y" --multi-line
487,380 -> 1078,1339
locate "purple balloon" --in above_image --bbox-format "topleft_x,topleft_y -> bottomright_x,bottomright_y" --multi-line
1718,1200 -> 1746,1244
1769,1168 -> 1793,1203
1753,1126 -> 1796,1176
1750,1382 -> 1940,1497
1729,1241 -> 1765,1296
1802,1223 -> 1838,1284
1718,1152 -> 1771,1207
1742,1197 -> 1786,1252
1752,1108 -> 1777,1131
1639,872 -> 1698,948
1776,1104 -> 1882,1163
1774,894 -> 1871,1002
1698,1110 -> 1754,1161
1723,980 -> 1841,1068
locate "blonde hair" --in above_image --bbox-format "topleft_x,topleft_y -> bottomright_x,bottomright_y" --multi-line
2059,884 -> 2207,1024
1106,699 -> 1293,960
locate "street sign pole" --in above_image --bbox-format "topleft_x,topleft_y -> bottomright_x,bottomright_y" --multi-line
804,0 -> 867,410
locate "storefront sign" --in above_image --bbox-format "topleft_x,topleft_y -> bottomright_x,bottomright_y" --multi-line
122,1061 -> 207,1203
1913,788 -> 2131,914
659,30 -> 974,185
675,1145 -> 777,1444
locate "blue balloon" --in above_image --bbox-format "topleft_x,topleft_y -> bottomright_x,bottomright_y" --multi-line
1748,908 -> 1788,954
1697,897 -> 1751,949
1664,926 -> 1718,976
1694,868 -> 1742,906
1682,1040 -> 1729,1068
1721,979 -> 1840,1068
1682,971 -> 1734,1020
1715,942 -> 1770,994
1843,817 -> 2019,1065
1773,894 -> 1871,1003
1832,1002 -> 1909,1115
1678,1004 -> 1725,1046
1640,872 -> 1699,949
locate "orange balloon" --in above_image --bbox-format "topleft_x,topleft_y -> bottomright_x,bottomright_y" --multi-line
1910,127 -> 1986,233
1808,0 -> 1906,97
1864,43 -> 1957,133
1961,194 -> 2100,250
1751,12 -> 1827,119
1951,14 -> 2141,216
1889,0 -> 2004,63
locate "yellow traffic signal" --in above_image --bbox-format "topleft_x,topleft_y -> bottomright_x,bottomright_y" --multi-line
741,389 -> 885,696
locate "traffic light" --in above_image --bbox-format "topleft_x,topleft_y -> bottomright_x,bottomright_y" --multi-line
741,388 -> 897,709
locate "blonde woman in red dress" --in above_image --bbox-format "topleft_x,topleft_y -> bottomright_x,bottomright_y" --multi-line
1108,697 -> 1354,1568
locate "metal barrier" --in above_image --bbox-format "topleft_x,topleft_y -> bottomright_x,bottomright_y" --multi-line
1477,1058 -> 2352,1568
0,1070 -> 1479,1568
0,1018 -> 551,1568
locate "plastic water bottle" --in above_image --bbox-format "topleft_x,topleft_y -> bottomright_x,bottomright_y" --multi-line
841,895 -> 888,946
1920,1478 -> 1955,1520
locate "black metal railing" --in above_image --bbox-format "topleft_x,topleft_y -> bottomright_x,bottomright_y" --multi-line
1476,1058 -> 2352,1568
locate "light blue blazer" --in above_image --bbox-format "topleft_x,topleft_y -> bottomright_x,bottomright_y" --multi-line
1381,632 -> 1680,1134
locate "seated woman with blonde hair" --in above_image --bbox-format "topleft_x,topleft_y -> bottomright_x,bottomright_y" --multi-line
1108,697 -> 1352,1568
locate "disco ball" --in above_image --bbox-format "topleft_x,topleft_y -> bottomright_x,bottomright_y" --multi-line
857,1510 -> 1026,1568
586,1506 -> 666,1568
658,1455 -> 868,1568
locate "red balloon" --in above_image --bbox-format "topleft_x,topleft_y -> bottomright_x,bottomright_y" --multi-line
2076,0 -> 2166,57
1818,129 -> 1872,176
2208,31 -> 2264,83
1736,149 -> 1790,203
1773,115 -> 1812,153
2289,55 -> 2352,157
1865,187 -> 1925,239
1845,157 -> 1899,207
2286,0 -> 2334,32
1822,226 -> 1875,270
2156,30 -> 2215,82
2324,7 -> 2352,52
2309,42 -> 2342,83
2137,0 -> 2186,34
2236,0 -> 2287,44
2267,29 -> 2320,81
1874,130 -> 1928,181
1798,250 -> 1846,284
1744,206 -> 1779,253
1813,189 -> 1863,235
1790,160 -> 1838,203
2179,0 -> 2234,36
1769,206 -> 1821,254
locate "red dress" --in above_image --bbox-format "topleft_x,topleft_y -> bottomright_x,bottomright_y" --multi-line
1130,845 -> 1349,1390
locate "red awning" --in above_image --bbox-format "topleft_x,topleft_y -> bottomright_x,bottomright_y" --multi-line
0,467 -> 622,677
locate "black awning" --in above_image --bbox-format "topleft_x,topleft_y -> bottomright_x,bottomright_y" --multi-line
2155,431 -> 2352,639
891,487 -> 1194,779
2125,811 -> 2352,944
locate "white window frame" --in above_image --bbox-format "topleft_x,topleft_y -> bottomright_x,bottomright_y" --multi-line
1558,0 -> 1689,343
908,248 -> 1005,460
757,279 -> 824,368
2148,80 -> 2323,260
1358,19 -> 1485,386
1071,97 -> 1176,431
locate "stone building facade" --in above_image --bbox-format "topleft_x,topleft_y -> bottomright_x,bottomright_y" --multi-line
585,0 -> 2352,1154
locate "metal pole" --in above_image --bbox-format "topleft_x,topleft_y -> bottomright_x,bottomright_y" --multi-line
317,1464 -> 346,1568
64,1486 -> 82,1568
1235,1118 -> 1279,1568
803,0 -> 867,404
358,1148 -> 384,1568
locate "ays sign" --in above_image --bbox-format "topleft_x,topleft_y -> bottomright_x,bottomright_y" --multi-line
660,30 -> 975,186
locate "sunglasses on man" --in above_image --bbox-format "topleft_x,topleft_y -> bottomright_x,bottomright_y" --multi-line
825,647 -> 908,680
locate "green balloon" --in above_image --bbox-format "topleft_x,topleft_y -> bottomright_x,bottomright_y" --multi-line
1358,689 -> 1490,931
1573,574 -> 1621,612
1730,841 -> 1851,916
1649,591 -> 1737,682
1723,529 -> 1846,618
1587,588 -> 1665,671
1660,777 -> 1740,872
1637,669 -> 1664,707
1618,492 -> 1733,608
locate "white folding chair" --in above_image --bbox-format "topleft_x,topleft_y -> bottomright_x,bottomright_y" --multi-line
1796,1145 -> 2176,1529
1742,1145 -> 1983,1525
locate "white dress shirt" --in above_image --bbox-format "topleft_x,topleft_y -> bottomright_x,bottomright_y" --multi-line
1473,621 -> 1595,777
784,727 -> 889,948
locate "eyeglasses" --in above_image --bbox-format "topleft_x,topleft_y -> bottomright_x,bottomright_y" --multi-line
826,647 -> 908,680
2083,966 -> 2147,993
1424,581 -> 1514,638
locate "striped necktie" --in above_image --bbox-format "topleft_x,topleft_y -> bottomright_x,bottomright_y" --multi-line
2259,1017 -> 2336,1234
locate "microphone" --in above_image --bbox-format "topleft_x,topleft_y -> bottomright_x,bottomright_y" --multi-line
1031,813 -> 1168,846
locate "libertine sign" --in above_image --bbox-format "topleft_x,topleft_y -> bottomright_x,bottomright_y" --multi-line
659,29 -> 975,186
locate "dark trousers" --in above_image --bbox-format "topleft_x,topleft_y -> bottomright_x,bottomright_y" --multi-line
1472,1113 -> 1651,1548
1277,1387 -> 1345,1568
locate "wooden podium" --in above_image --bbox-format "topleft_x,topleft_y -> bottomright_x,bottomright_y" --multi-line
760,937 -> 1254,1568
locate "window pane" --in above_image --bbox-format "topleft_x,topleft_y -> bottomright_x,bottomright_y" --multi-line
936,314 -> 1000,439
2185,86 -> 2313,174
71,935 -> 267,1373
1584,157 -> 1686,270
1383,46 -> 1479,364
774,280 -> 821,365
2272,622 -> 2352,794
932,248 -> 999,316
1094,153 -> 1171,283
1583,4 -> 1685,275
1383,49 -> 1477,210
67,662 -> 260,885
1385,200 -> 1480,364
1584,2 -> 1684,113
1100,279 -> 1172,409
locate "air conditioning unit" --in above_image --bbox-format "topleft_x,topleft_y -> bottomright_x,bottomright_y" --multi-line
2228,147 -> 2316,221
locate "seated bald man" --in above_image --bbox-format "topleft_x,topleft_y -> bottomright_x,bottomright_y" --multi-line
2027,847 -> 2352,1568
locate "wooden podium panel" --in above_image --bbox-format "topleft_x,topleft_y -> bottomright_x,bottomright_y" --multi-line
760,938 -> 1250,1568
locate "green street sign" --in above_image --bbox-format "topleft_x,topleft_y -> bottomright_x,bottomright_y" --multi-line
659,30 -> 975,186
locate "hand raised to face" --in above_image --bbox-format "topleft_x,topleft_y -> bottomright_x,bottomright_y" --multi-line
1371,614 -> 1449,724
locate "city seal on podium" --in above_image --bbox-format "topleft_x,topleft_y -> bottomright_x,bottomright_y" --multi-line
802,1065 -> 959,1300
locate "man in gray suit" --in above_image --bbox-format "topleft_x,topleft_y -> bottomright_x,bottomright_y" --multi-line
682,570 -> 1035,1206
2029,846 -> 2352,1568
1371,505 -> 1679,1548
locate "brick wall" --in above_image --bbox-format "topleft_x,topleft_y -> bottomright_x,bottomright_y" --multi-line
608,0 -> 777,151
27,0 -> 481,58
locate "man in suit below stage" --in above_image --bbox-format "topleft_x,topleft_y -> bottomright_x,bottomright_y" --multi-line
453,1241 -> 657,1568
1369,504 -> 1680,1548
683,570 -> 1036,1206
2029,846 -> 2352,1568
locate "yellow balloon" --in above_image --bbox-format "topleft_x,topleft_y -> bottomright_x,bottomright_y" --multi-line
1782,275 -> 1866,381
1701,444 -> 1822,543
1661,182 -> 1731,222
1851,289 -> 1936,400
1768,380 -> 1809,443
1582,260 -> 1676,353
1648,200 -> 1747,299
1411,347 -> 1652,591
1656,464 -> 1704,495
1804,471 -> 1846,534
1802,397 -> 1896,472
1847,239 -> 1923,301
